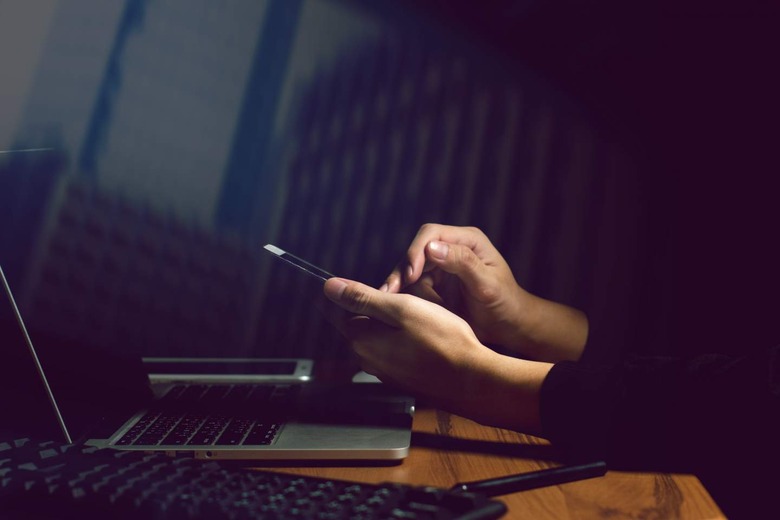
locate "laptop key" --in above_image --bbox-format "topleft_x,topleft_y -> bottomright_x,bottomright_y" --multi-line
244,423 -> 280,445
162,413 -> 207,444
186,415 -> 231,445
215,435 -> 242,446
116,412 -> 160,445
122,385 -> 291,447
186,434 -> 217,446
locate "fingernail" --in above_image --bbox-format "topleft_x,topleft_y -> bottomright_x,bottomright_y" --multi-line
379,283 -> 389,292
405,264 -> 414,281
328,278 -> 348,300
429,240 -> 449,260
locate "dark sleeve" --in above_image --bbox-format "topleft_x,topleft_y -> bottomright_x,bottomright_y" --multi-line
540,345 -> 780,473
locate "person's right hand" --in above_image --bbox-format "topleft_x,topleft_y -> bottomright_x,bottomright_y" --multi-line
382,224 -> 588,362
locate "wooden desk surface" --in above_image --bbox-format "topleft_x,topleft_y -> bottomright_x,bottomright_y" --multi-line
253,408 -> 724,519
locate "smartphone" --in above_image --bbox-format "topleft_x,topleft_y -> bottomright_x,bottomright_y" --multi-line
142,357 -> 313,383
264,244 -> 335,283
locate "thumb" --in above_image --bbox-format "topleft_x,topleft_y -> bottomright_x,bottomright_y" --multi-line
323,278 -> 404,327
425,241 -> 496,302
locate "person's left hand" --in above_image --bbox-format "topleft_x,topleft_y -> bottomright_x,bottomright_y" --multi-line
320,277 -> 552,433
321,277 -> 495,413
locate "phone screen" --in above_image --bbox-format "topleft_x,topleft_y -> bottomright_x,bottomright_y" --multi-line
264,244 -> 335,282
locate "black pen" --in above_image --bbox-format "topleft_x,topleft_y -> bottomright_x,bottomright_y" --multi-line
450,461 -> 607,497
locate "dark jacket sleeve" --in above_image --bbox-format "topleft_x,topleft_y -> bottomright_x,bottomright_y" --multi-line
539,345 -> 780,516
541,345 -> 780,466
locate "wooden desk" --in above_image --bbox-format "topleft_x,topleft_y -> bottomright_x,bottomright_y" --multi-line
254,408 -> 725,519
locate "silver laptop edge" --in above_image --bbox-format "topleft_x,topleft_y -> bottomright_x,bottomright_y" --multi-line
1,265 -> 72,443
2,264 -> 414,461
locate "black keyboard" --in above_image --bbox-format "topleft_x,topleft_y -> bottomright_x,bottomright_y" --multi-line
0,437 -> 507,519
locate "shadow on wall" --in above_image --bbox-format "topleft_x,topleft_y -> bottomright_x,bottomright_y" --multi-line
257,29 -> 645,361
0,1 -> 646,363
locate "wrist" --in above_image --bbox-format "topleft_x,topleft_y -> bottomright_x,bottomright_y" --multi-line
507,291 -> 588,363
459,349 -> 553,435
499,285 -> 545,356
535,297 -> 588,361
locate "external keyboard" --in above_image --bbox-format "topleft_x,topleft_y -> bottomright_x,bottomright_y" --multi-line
0,437 -> 507,519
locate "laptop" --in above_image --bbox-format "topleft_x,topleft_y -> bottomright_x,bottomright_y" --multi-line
0,265 -> 414,461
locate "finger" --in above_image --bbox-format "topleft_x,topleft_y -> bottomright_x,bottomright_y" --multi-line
382,264 -> 404,293
341,318 -> 398,381
404,224 -> 493,285
385,224 -> 493,292
342,314 -> 385,341
383,256 -> 433,293
316,295 -> 360,336
403,224 -> 445,286
385,223 -> 453,292
323,278 -> 406,327
383,224 -> 472,291
424,241 -> 498,303
405,274 -> 444,305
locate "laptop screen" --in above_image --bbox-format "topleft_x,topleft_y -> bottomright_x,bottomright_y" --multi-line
0,266 -> 69,441
1,265 -> 153,442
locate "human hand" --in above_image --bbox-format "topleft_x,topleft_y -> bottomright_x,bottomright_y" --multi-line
382,224 -> 588,362
322,277 -> 488,409
322,277 -> 551,433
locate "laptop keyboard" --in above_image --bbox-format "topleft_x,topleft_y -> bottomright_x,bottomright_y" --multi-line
0,437 -> 508,519
116,384 -> 295,447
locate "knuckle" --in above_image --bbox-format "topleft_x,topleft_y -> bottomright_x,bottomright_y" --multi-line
458,246 -> 480,269
416,223 -> 443,241
342,286 -> 372,314
469,226 -> 488,242
475,283 -> 499,302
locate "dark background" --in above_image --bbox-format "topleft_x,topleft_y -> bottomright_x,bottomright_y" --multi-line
401,4 -> 780,516
404,0 -> 780,360
2,0 -> 776,369
7,0 -> 776,364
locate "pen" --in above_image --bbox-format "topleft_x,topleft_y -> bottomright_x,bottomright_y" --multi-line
450,460 -> 607,497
